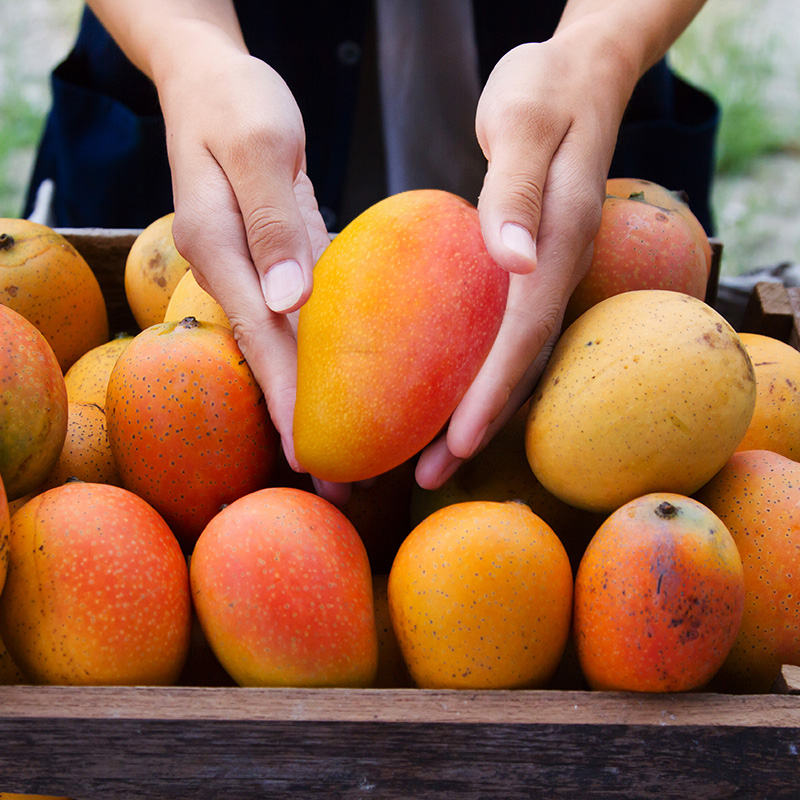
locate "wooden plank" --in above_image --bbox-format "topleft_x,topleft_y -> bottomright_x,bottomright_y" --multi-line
58,228 -> 140,336
788,287 -> 800,350
0,687 -> 799,799
740,282 -> 796,343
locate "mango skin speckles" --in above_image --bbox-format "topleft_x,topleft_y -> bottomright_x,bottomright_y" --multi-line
573,492 -> 744,693
388,500 -> 573,690
695,450 -> 800,692
735,333 -> 800,461
0,218 -> 109,372
190,487 -> 378,688
105,317 -> 278,551
0,305 -> 68,501
526,290 -> 757,514
293,189 -> 509,484
0,481 -> 191,686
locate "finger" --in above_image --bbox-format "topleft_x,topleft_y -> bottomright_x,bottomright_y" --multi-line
170,148 -> 302,469
311,476 -> 352,508
217,122 -> 317,315
475,45 -> 565,276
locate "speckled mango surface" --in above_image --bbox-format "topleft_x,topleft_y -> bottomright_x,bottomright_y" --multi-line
190,487 -> 378,688
294,189 -> 509,483
526,290 -> 757,513
736,333 -> 800,460
0,481 -> 191,685
0,306 -> 67,501
573,492 -> 744,692
388,500 -> 573,689
64,334 -> 134,409
0,218 -> 108,372
124,212 -> 191,330
105,317 -> 278,551
695,450 -> 800,692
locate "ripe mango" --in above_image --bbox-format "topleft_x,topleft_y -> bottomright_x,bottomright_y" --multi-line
573,493 -> 744,693
293,190 -> 509,483
0,305 -> 68,501
526,290 -> 756,513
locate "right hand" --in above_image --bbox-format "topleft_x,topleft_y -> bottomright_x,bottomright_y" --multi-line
156,34 -> 342,496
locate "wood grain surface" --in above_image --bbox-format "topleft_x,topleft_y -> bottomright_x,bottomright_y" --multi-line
0,684 -> 799,799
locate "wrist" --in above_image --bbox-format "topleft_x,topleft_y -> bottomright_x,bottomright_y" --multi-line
147,18 -> 249,92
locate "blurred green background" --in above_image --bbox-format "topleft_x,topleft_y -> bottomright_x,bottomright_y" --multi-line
1,0 -> 798,277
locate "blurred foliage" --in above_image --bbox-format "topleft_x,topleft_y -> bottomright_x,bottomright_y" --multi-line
670,3 -> 797,175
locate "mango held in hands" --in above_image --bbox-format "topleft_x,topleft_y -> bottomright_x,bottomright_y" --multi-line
294,190 -> 509,483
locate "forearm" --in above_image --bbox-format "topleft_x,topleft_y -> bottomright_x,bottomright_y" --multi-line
85,0 -> 248,86
555,0 -> 707,78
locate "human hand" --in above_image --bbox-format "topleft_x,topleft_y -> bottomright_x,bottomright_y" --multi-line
415,35 -> 638,489
156,36 -> 344,494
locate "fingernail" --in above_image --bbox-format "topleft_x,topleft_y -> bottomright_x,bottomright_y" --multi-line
262,259 -> 304,312
500,222 -> 537,267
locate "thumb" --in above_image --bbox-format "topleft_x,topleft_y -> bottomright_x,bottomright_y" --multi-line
475,46 -> 564,276
242,173 -> 318,315
476,128 -> 553,277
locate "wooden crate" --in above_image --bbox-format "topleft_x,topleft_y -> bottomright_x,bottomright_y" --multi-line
1,231 -> 799,799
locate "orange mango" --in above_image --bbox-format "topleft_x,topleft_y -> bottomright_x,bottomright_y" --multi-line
0,218 -> 108,371
389,500 -> 573,689
190,487 -> 377,687
573,492 -> 744,692
294,190 -> 509,483
695,450 -> 800,692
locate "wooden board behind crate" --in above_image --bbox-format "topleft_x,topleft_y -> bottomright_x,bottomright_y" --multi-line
59,228 -> 141,335
0,680 -> 800,799
741,282 -> 800,350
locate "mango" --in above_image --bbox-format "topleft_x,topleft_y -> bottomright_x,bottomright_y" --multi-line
105,316 -> 278,551
388,500 -> 573,689
124,212 -> 192,330
293,190 -> 509,483
526,290 -> 757,513
190,487 -> 378,687
0,481 -> 191,685
0,305 -> 68,501
695,450 -> 800,692
573,493 -> 744,692
563,179 -> 710,328
0,218 -> 109,372
735,333 -> 800,460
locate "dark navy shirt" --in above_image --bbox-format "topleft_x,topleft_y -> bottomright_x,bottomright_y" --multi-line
24,1 -> 719,233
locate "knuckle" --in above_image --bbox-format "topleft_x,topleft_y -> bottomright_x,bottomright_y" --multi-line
243,204 -> 299,260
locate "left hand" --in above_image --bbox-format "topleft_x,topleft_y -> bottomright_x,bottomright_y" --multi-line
415,37 -> 637,489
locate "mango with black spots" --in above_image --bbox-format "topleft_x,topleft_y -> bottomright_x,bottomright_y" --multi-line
526,290 -> 757,514
0,218 -> 108,372
573,492 -> 744,692
105,316 -> 279,550
64,334 -> 134,409
0,305 -> 68,501
124,212 -> 192,330
388,500 -> 573,689
735,333 -> 800,460
695,450 -> 800,692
